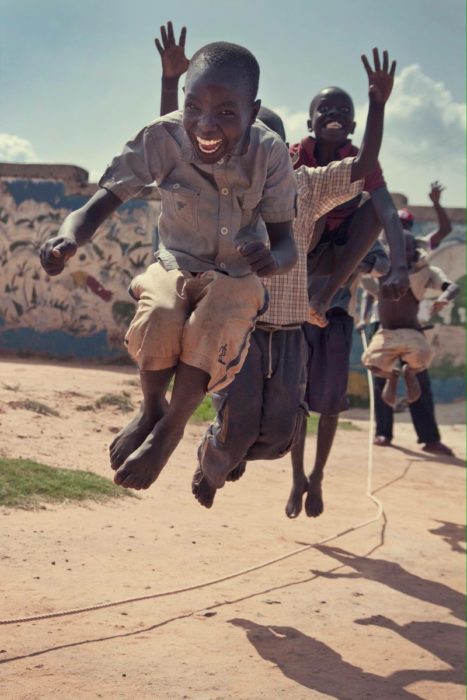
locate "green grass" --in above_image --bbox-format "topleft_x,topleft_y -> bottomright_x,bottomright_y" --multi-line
190,398 -> 359,432
8,399 -> 59,417
94,391 -> 134,413
0,458 -> 131,509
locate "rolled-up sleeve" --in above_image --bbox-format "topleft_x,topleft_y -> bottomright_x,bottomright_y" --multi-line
98,125 -> 161,203
260,139 -> 297,223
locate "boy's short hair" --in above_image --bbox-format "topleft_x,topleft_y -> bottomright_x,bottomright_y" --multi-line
309,86 -> 354,117
188,42 -> 260,101
257,106 -> 287,142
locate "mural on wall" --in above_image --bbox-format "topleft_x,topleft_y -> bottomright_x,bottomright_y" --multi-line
0,177 -> 160,360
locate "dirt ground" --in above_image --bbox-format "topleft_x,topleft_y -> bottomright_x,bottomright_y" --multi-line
0,359 -> 465,700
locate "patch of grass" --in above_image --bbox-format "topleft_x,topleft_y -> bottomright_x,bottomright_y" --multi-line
0,457 -> 131,509
8,399 -> 59,417
190,395 -> 217,423
95,391 -> 134,413
307,414 -> 360,433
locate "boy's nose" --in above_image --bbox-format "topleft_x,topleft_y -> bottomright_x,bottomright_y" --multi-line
197,113 -> 219,134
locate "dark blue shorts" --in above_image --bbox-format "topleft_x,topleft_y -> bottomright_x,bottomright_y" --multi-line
304,309 -> 354,415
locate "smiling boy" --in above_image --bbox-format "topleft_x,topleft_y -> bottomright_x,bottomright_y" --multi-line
39,40 -> 297,491
291,80 -> 409,326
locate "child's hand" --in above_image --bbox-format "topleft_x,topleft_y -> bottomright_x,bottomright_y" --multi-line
155,21 -> 189,80
379,265 -> 410,300
237,241 -> 279,277
39,236 -> 77,276
361,48 -> 396,104
429,180 -> 445,205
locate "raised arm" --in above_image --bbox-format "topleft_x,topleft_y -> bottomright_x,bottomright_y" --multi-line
39,189 -> 121,276
155,21 -> 188,116
351,48 -> 396,182
430,281 -> 459,315
427,181 -> 452,249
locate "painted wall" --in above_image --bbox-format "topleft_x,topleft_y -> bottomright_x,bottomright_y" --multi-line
0,166 -> 160,360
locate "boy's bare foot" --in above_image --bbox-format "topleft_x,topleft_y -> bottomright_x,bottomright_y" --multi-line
109,411 -> 153,471
305,476 -> 324,518
226,461 -> 247,482
308,296 -> 329,328
285,476 -> 308,519
113,416 -> 183,490
422,441 -> 454,456
191,465 -> 217,508
374,435 -> 392,446
381,371 -> 399,407
402,365 -> 422,403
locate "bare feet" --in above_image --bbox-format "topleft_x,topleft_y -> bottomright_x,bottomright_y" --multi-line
402,364 -> 422,403
191,464 -> 217,508
226,461 -> 247,482
285,476 -> 308,519
109,411 -> 153,471
422,441 -> 454,456
374,435 -> 392,447
308,296 -> 329,328
113,416 -> 183,490
382,370 -> 399,407
305,476 -> 324,517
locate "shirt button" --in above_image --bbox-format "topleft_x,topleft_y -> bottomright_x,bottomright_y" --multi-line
220,227 -> 229,235
217,158 -> 224,165
172,183 -> 180,189
220,262 -> 226,269
221,187 -> 229,195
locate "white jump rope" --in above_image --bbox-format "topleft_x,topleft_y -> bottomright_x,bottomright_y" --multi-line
0,330 -> 383,626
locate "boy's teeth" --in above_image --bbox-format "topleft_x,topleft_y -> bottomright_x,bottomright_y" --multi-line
326,122 -> 343,129
196,136 -> 223,153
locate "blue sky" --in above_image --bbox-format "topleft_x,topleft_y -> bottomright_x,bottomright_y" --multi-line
1,0 -> 465,206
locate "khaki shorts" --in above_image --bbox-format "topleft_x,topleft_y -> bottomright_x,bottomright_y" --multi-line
125,262 -> 267,392
362,328 -> 433,375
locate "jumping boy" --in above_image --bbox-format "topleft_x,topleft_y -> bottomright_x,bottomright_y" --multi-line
39,38 -> 299,491
148,26 -> 398,507
361,232 -> 459,408
290,77 -> 409,327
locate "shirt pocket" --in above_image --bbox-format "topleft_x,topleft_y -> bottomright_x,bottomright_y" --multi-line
239,190 -> 263,226
158,181 -> 200,229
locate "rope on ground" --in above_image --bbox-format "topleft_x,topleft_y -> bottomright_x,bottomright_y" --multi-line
0,331 -> 382,626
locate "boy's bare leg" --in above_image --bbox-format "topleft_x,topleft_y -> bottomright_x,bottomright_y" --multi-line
285,416 -> 308,518
114,362 -> 209,490
309,201 -> 380,326
110,368 -> 173,470
382,370 -> 400,407
305,414 -> 338,517
226,461 -> 247,481
402,364 -> 422,403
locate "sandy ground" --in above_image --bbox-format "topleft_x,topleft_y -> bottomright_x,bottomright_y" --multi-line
0,359 -> 465,700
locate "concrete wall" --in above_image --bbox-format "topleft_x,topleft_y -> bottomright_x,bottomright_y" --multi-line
0,164 -> 160,361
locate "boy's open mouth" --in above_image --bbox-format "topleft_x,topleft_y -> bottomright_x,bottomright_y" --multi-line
195,136 -> 224,154
325,121 -> 344,130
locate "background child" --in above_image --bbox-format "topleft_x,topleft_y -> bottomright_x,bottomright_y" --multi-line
40,38 -> 298,492
290,62 -> 409,327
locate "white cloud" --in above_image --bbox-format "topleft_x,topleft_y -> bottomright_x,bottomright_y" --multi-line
0,133 -> 37,163
273,66 -> 466,206
271,106 -> 309,146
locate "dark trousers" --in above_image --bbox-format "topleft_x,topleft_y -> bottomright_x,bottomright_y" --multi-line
374,370 -> 441,444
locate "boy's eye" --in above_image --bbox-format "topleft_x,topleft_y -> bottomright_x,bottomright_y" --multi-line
340,106 -> 350,114
185,103 -> 200,111
318,105 -> 329,113
219,109 -> 235,116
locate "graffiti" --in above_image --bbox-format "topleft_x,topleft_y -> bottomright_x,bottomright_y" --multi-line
0,177 -> 160,359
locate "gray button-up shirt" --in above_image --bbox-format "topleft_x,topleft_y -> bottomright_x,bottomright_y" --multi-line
98,111 -> 297,277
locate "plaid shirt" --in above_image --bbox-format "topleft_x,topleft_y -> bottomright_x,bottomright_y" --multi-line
260,158 -> 363,326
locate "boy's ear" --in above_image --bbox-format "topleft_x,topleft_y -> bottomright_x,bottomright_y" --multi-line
250,98 -> 261,124
349,120 -> 356,135
307,118 -> 313,133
